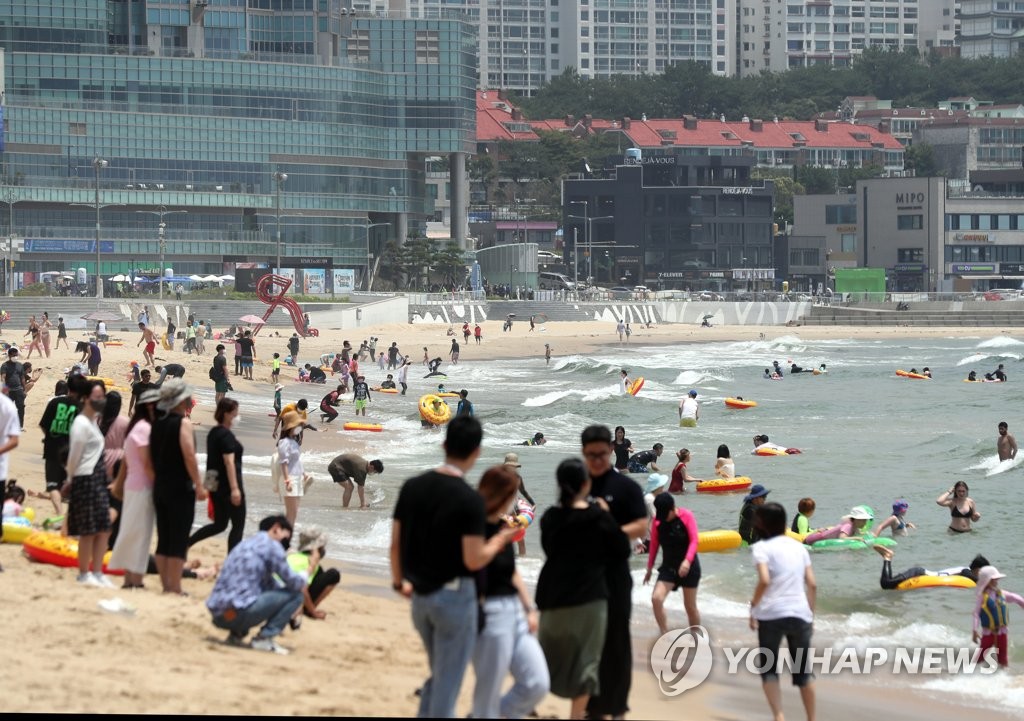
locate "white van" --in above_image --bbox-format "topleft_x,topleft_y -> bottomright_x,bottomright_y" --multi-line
539,271 -> 576,290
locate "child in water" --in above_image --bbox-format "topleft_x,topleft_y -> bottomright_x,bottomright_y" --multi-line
791,498 -> 816,535
972,566 -> 1024,667
873,499 -> 916,537
802,505 -> 873,545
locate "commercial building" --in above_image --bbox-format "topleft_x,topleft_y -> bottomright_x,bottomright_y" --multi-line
562,154 -> 776,291
0,1 -> 476,294
791,176 -> 1024,293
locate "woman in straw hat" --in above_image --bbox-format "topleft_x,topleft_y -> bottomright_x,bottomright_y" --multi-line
150,379 -> 207,594
277,409 -> 308,525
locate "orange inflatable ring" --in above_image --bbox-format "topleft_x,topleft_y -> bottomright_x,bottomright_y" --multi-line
696,476 -> 753,493
755,446 -> 802,456
896,369 -> 930,380
342,422 -> 383,432
22,531 -> 124,575
724,398 -> 757,409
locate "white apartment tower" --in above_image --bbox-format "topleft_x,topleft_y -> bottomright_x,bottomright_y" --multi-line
396,0 -> 737,94
959,0 -> 1024,59
737,0 -> 957,77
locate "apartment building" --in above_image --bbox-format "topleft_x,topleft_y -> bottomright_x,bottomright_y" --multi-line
959,0 -> 1024,58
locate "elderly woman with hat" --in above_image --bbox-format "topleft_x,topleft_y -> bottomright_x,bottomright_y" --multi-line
738,484 -> 771,545
109,387 -> 162,588
286,526 -> 341,628
277,409 -> 309,526
802,505 -> 874,546
150,379 -> 207,594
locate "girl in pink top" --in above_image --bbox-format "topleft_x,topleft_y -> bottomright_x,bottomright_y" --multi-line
643,492 -> 701,633
803,505 -> 872,546
972,565 -> 1024,668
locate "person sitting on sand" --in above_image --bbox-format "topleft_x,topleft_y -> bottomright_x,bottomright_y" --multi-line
872,546 -> 987,591
206,514 -> 306,654
286,526 -> 339,629
304,364 -> 327,384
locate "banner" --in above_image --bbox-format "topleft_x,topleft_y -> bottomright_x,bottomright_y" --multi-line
302,268 -> 326,295
24,239 -> 116,253
332,268 -> 355,293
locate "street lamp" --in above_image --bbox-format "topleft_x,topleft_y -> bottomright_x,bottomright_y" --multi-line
568,209 -> 613,286
93,158 -> 109,298
136,205 -> 187,300
273,171 -> 288,273
567,200 -> 588,291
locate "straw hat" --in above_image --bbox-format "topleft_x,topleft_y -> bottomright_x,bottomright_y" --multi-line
503,452 -> 521,468
297,526 -> 327,554
157,379 -> 192,411
279,410 -> 304,434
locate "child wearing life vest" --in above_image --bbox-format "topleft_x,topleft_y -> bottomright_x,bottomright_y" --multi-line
972,566 -> 1024,667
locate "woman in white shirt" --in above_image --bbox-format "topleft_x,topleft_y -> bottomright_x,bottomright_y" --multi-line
277,410 -> 307,525
65,378 -> 115,588
748,502 -> 817,721
714,444 -> 735,479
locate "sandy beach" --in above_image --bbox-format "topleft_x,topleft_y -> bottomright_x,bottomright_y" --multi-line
2,315 -> 1022,718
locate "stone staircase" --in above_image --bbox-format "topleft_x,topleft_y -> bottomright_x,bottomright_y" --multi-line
800,304 -> 1024,327
408,299 -> 662,325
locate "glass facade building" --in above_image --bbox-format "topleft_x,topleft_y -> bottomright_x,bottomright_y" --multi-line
0,0 -> 476,287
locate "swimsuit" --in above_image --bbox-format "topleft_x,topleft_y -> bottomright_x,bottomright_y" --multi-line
949,502 -> 973,532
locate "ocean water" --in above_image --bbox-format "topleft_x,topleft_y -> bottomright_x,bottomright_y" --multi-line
196,334 -> 1024,712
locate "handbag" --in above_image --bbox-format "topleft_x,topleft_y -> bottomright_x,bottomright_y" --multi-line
202,469 -> 220,493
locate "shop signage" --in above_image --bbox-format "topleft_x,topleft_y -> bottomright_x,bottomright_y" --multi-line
24,239 -> 115,253
283,256 -> 333,268
624,156 -> 676,165
722,187 -> 755,195
954,233 -> 991,243
835,225 -> 857,233
1001,263 -> 1024,274
951,263 -> 996,273
893,263 -> 925,272
732,268 -> 775,280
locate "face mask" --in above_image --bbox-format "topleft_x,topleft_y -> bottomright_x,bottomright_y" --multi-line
280,535 -> 291,551
90,398 -> 106,413
233,413 -> 242,424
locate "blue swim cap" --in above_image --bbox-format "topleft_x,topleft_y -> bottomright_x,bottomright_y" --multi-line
893,499 -> 909,515
688,389 -> 698,397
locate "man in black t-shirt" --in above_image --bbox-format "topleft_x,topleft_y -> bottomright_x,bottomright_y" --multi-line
627,443 -> 664,474
238,330 -> 256,381
390,416 -> 515,718
0,347 -> 26,429
581,424 -> 648,719
39,373 -> 85,514
129,369 -> 158,414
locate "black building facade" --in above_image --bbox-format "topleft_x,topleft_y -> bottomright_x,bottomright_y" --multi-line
562,156 -> 776,290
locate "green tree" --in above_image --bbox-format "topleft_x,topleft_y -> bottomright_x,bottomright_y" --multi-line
753,170 -> 804,225
376,239 -> 406,288
400,236 -> 435,290
796,166 -> 838,194
904,143 -> 942,177
433,242 -> 469,289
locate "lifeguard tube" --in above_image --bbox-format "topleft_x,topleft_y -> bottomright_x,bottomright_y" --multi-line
724,398 -> 757,409
896,574 -> 976,591
895,369 -> 930,380
696,477 -> 752,493
696,529 -> 742,553
419,395 -> 452,426
342,422 -> 383,432
628,378 -> 645,396
22,531 -> 123,574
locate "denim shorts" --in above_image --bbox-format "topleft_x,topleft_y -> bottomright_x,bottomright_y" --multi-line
755,616 -> 815,687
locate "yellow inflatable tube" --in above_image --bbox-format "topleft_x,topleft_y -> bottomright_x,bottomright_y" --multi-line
896,575 -> 976,591
696,529 -> 742,553
418,395 -> 451,426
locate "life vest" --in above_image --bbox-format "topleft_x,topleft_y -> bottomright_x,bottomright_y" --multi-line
979,590 -> 1009,632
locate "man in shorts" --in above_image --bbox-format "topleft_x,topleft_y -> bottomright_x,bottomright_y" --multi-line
212,344 -> 229,404
137,322 -> 157,368
352,375 -> 371,416
238,330 -> 256,381
328,453 -> 383,508
39,373 -> 83,515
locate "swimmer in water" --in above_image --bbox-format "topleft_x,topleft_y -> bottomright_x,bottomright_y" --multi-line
872,499 -> 916,538
872,546 -> 988,590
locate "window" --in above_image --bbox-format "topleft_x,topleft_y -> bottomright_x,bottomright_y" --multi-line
840,233 -> 856,253
897,248 -> 924,263
897,214 -> 923,230
825,205 -> 856,224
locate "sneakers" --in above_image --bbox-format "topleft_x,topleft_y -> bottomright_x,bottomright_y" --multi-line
77,573 -> 102,587
92,573 -> 116,588
251,636 -> 290,655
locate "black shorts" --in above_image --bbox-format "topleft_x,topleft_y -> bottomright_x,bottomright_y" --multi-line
45,455 -> 68,492
153,490 -> 196,559
657,556 -> 702,589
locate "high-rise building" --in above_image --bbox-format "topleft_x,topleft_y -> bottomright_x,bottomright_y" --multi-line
959,0 -> 1024,59
0,1 -> 476,292
737,0 -> 957,77
401,0 -> 738,96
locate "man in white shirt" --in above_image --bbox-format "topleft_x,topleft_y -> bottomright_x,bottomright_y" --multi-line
0,386 -> 22,484
679,389 -> 700,428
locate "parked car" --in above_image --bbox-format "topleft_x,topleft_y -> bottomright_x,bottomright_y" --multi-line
699,291 -> 724,301
610,286 -> 633,299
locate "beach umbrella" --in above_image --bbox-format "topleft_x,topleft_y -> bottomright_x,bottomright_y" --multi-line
188,274 -> 203,281
702,314 -> 714,320
202,274 -> 223,283
81,310 -> 123,322
219,274 -> 235,281
507,313 -> 516,317
239,314 -> 266,325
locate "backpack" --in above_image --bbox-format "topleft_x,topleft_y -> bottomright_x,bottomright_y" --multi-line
209,365 -> 217,380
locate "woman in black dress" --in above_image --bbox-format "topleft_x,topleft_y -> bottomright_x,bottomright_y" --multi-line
188,398 -> 245,552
